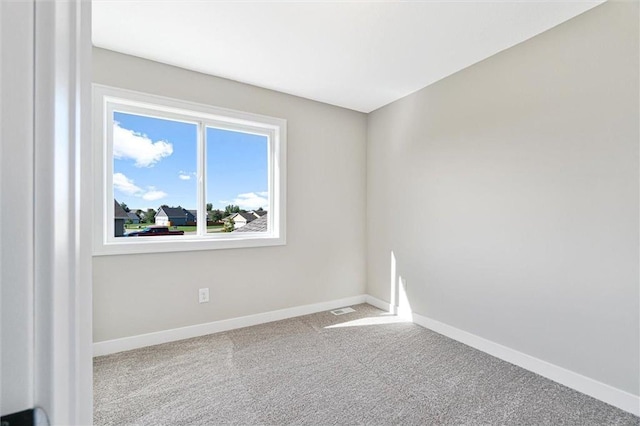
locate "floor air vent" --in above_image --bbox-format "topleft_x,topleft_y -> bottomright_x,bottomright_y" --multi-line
330,307 -> 355,316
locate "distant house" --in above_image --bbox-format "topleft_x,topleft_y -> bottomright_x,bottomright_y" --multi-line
134,209 -> 149,222
233,214 -> 268,233
126,212 -> 140,224
226,212 -> 255,229
155,206 -> 196,226
226,210 -> 268,229
187,210 -> 197,224
114,200 -> 129,237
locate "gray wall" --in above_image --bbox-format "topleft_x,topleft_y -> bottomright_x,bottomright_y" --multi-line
366,1 -> 639,396
93,48 -> 367,342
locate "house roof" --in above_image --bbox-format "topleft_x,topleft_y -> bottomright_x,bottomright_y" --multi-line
236,212 -> 258,222
251,210 -> 267,217
234,214 -> 268,233
157,206 -> 195,219
126,212 -> 139,220
114,200 -> 129,219
223,211 -> 259,222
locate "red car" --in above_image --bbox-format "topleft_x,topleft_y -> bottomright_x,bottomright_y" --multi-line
125,226 -> 184,237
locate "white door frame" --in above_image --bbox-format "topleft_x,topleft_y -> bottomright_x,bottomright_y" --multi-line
1,0 -> 36,416
33,0 -> 93,423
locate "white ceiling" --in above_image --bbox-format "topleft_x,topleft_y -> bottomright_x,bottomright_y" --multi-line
92,1 -> 604,113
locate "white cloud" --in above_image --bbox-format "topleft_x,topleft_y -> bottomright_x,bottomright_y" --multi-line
113,172 -> 142,195
113,172 -> 167,202
142,190 -> 168,201
231,192 -> 269,210
113,122 -> 173,167
179,170 -> 196,180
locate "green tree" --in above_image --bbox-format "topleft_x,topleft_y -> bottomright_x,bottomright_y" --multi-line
224,204 -> 240,217
222,219 -> 235,232
145,208 -> 156,224
206,203 -> 213,212
208,209 -> 223,222
120,202 -> 130,213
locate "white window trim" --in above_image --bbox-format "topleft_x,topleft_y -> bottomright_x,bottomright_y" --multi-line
93,84 -> 286,255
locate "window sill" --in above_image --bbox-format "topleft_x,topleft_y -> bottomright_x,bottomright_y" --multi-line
93,234 -> 286,256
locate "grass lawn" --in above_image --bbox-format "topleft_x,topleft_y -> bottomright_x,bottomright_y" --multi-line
125,224 -> 224,233
125,223 -> 146,229
175,225 -> 224,233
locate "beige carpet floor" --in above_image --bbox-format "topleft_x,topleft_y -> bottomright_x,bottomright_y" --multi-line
94,303 -> 639,425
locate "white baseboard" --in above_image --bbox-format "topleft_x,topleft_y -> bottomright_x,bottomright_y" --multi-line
93,294 -> 366,357
411,312 -> 640,416
364,294 -> 392,312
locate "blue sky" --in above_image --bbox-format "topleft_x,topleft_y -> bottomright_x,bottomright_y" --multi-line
113,111 -> 268,212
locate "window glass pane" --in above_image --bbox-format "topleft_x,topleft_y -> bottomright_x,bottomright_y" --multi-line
206,127 -> 269,234
112,111 -> 197,237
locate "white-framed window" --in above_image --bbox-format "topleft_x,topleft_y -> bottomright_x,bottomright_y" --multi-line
93,84 -> 286,255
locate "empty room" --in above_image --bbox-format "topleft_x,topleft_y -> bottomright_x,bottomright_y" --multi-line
1,0 -> 638,425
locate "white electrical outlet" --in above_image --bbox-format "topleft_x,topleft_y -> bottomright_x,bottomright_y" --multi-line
198,288 -> 209,303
